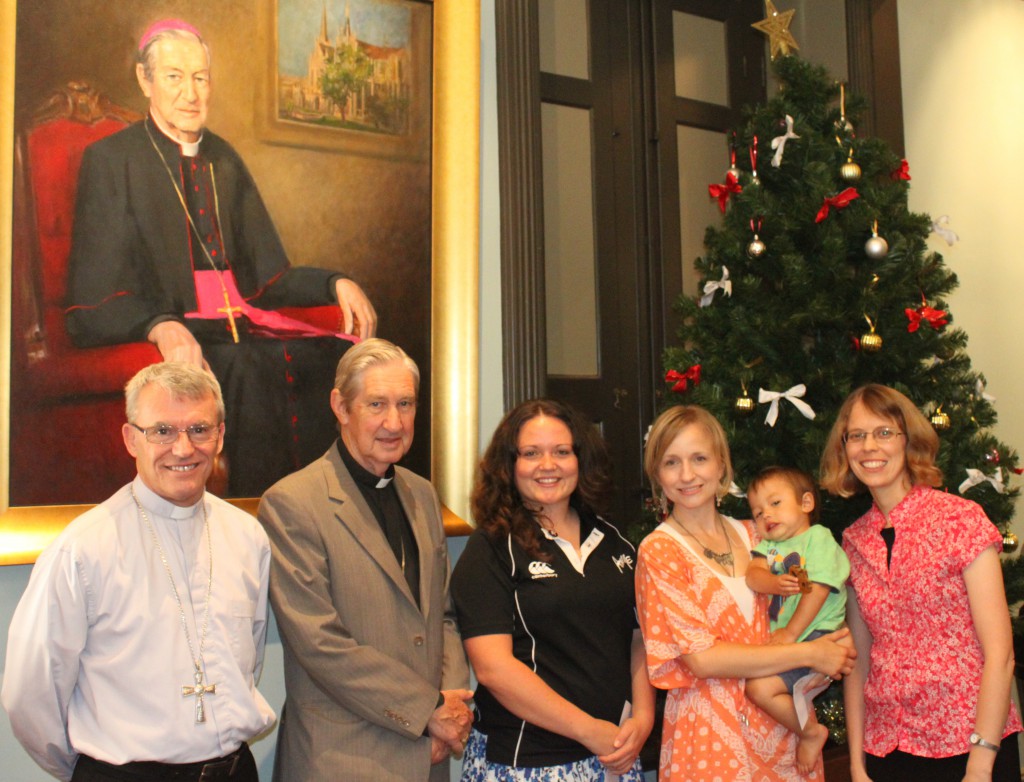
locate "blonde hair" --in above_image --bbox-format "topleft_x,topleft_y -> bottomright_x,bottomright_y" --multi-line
644,405 -> 733,505
819,384 -> 942,497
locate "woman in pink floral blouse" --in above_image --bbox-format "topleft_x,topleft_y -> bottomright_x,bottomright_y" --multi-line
820,384 -> 1021,782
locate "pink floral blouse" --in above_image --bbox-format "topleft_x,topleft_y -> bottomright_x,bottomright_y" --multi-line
843,484 -> 1022,757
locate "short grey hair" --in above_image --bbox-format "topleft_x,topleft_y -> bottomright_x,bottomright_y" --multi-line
333,339 -> 420,405
137,28 -> 211,82
125,362 -> 225,424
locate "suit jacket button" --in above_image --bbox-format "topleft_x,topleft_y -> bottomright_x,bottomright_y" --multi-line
413,636 -> 425,646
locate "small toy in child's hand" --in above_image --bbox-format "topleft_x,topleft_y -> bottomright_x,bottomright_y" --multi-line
788,565 -> 812,594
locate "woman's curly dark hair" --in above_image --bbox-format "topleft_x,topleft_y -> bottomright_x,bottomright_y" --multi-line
471,399 -> 613,560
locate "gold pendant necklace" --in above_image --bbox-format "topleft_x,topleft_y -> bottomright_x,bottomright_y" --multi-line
671,513 -> 735,576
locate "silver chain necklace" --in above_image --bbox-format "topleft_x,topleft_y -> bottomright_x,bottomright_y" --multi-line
131,486 -> 216,723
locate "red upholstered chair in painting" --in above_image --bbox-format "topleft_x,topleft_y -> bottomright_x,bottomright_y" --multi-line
10,83 -> 159,506
9,83 -> 342,506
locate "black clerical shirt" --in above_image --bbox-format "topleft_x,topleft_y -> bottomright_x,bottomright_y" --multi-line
337,440 -> 420,606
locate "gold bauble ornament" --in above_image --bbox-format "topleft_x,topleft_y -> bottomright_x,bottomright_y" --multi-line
861,330 -> 883,352
930,408 -> 951,431
747,235 -> 766,258
1003,531 -> 1019,554
734,393 -> 756,417
841,160 -> 861,182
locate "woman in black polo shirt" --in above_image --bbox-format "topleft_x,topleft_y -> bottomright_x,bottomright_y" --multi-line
451,399 -> 654,781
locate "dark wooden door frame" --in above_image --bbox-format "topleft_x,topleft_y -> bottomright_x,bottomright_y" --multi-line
494,0 -> 903,406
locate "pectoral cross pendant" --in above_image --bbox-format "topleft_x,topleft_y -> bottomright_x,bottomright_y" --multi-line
182,667 -> 217,723
218,290 -> 243,344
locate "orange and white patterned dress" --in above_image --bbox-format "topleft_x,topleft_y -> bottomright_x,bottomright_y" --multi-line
636,519 -> 822,782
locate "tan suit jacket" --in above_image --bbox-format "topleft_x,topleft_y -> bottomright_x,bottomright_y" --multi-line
258,445 -> 469,781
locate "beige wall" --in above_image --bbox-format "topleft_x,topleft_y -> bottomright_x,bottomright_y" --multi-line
899,0 -> 1024,537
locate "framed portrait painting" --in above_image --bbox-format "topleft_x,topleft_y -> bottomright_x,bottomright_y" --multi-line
0,0 -> 478,564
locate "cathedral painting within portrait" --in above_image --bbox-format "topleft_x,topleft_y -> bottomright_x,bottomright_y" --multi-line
267,0 -> 432,159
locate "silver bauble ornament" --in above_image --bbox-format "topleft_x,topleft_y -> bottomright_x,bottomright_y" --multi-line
865,234 -> 889,259
727,165 -> 741,181
747,235 -> 766,258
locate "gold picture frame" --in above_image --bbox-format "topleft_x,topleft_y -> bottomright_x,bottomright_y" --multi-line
0,0 -> 478,565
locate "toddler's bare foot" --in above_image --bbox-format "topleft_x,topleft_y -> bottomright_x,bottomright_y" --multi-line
796,723 -> 828,775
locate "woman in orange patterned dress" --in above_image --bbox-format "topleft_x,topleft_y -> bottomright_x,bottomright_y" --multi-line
636,406 -> 856,781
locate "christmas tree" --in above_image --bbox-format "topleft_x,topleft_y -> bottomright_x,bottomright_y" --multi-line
643,55 -> 1024,625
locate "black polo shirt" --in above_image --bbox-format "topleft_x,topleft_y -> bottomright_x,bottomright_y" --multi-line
450,511 -> 638,767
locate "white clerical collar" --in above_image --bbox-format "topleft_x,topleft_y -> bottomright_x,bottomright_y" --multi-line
131,475 -> 205,520
148,112 -> 203,157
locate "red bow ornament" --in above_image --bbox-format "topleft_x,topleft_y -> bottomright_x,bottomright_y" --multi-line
815,187 -> 860,223
666,365 -> 702,393
891,159 -> 911,181
905,304 -> 949,332
709,172 -> 742,214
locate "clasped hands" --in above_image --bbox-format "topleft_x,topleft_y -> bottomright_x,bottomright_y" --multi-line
427,689 -> 474,764
593,715 -> 652,776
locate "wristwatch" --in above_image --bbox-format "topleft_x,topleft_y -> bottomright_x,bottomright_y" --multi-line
969,732 -> 1000,752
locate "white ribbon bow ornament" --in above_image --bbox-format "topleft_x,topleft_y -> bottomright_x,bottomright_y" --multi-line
771,115 -> 800,168
975,378 -> 996,403
699,266 -> 731,308
757,384 -> 817,427
959,468 -> 1005,495
930,215 -> 959,246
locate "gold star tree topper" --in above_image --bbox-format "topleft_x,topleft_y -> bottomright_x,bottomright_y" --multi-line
752,0 -> 800,60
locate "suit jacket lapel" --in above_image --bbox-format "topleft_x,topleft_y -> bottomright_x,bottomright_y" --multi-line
322,447 -> 420,610
393,470 -> 434,622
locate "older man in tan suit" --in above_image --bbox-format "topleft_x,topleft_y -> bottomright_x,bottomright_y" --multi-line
258,338 -> 472,781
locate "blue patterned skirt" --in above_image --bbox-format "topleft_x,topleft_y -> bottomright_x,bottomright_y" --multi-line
459,728 -> 646,782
